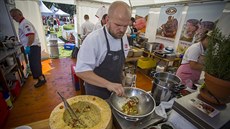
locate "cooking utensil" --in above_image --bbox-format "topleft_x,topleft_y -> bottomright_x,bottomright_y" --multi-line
109,87 -> 156,121
151,72 -> 184,105
57,92 -> 78,120
57,92 -> 87,127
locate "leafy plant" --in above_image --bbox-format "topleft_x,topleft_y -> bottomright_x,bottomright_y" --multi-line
205,27 -> 230,81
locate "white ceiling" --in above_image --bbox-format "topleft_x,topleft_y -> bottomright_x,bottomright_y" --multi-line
42,0 -> 226,6
42,0 -> 75,5
89,0 -> 191,6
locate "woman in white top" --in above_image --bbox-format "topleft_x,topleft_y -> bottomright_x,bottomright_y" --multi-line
176,31 -> 209,86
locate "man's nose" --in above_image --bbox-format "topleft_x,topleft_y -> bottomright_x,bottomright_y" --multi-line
119,26 -> 127,32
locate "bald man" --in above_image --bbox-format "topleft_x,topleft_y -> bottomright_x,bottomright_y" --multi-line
76,1 -> 131,99
10,8 -> 46,88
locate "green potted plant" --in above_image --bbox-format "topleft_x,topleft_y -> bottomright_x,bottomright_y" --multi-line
200,27 -> 230,104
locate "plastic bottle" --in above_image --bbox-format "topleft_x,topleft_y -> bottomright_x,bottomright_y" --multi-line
3,92 -> 13,110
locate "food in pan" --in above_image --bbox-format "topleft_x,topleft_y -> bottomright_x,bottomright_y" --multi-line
121,96 -> 139,115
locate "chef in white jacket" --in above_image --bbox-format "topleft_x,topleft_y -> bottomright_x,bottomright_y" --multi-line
76,1 -> 131,99
80,14 -> 95,40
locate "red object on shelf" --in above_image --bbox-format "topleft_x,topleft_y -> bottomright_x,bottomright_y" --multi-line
10,80 -> 21,99
71,64 -> 80,90
0,92 -> 9,128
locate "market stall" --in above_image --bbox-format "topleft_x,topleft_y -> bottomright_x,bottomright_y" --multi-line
1,0 -> 230,129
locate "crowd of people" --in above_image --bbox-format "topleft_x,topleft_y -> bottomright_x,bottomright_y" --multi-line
42,15 -> 74,36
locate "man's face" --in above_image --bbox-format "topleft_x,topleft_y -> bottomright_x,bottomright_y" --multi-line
10,12 -> 21,22
107,16 -> 130,39
202,36 -> 209,49
102,16 -> 108,25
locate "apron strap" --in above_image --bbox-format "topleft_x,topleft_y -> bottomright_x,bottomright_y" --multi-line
103,27 -> 110,51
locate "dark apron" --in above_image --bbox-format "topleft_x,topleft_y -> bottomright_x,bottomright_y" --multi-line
85,27 -> 125,99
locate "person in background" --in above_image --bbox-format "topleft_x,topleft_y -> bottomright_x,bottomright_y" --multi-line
126,17 -> 138,46
53,18 -> 59,32
68,33 -> 75,44
134,16 -> 147,34
193,21 -> 214,43
75,1 -> 131,99
49,15 -> 54,29
95,6 -> 107,20
80,14 -> 95,40
176,31 -> 210,87
10,8 -> 46,88
93,14 -> 108,31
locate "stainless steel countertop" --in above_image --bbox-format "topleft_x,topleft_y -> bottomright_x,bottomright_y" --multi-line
112,108 -> 166,129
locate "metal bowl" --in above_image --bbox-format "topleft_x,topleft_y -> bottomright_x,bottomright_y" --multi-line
109,87 -> 156,121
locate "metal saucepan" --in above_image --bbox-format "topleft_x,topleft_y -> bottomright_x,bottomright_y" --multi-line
151,72 -> 185,105
109,87 -> 156,121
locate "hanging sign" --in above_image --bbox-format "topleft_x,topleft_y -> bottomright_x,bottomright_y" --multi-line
177,2 -> 226,54
135,7 -> 150,34
156,5 -> 183,43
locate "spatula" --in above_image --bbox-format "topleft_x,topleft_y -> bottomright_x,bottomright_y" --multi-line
57,92 -> 78,119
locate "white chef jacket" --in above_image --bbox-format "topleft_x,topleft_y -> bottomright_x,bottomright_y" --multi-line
181,42 -> 205,64
93,21 -> 103,31
76,27 -> 130,72
19,18 -> 40,47
95,6 -> 107,20
80,20 -> 95,39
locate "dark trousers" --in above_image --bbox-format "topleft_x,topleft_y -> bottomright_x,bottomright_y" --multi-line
28,46 -> 42,79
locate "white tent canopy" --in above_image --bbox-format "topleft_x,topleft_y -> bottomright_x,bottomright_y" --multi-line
55,9 -> 70,16
50,4 -> 58,12
39,0 -> 53,16
50,5 -> 70,16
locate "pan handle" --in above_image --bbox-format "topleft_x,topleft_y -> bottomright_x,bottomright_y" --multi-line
123,115 -> 140,121
171,84 -> 186,94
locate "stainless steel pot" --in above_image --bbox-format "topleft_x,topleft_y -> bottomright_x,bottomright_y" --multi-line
151,72 -> 184,105
109,87 -> 156,121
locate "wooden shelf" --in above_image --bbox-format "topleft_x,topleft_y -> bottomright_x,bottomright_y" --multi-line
0,45 -> 26,94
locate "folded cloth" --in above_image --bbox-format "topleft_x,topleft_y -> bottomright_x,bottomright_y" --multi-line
155,98 -> 175,118
25,46 -> 30,55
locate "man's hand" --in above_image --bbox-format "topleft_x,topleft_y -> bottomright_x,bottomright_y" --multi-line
25,46 -> 30,55
106,83 -> 125,97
